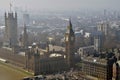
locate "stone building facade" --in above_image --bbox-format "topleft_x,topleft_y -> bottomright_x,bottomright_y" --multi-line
65,19 -> 75,68
25,47 -> 68,75
4,12 -> 18,47
25,19 -> 76,75
81,51 -> 120,80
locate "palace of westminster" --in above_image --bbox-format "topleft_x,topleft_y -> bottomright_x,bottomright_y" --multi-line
1,10 -> 120,80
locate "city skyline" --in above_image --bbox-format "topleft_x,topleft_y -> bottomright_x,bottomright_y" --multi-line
0,0 -> 120,12
0,0 -> 120,80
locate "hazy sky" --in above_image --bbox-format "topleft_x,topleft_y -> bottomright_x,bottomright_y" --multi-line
0,0 -> 120,11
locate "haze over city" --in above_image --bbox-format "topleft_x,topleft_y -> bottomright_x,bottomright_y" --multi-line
0,0 -> 120,80
0,0 -> 120,12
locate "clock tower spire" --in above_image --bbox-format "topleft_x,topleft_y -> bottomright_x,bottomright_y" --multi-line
65,19 -> 75,68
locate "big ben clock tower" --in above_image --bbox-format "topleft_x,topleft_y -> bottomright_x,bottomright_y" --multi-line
65,19 -> 75,68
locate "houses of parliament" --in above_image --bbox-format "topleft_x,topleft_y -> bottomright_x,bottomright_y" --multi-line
0,11 -> 76,75
1,10 -> 120,80
25,19 -> 76,75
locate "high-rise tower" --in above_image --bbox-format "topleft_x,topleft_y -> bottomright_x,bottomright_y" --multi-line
94,32 -> 103,52
4,12 -> 18,47
97,22 -> 109,36
23,13 -> 30,26
65,19 -> 75,68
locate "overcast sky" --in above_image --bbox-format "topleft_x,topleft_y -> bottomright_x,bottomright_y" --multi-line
0,0 -> 120,12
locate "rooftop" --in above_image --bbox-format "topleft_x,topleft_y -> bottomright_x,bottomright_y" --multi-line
49,45 -> 65,52
81,56 -> 107,66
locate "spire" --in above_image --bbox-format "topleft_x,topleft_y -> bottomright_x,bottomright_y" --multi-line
24,23 -> 26,33
66,18 -> 74,34
67,18 -> 72,30
23,23 -> 27,40
23,23 -> 28,48
10,2 -> 12,12
5,12 -> 7,18
69,18 -> 72,28
9,0 -> 16,12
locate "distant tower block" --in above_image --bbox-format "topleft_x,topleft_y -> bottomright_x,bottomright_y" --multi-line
4,12 -> 18,47
23,13 -> 30,26
94,34 -> 102,52
97,22 -> 109,36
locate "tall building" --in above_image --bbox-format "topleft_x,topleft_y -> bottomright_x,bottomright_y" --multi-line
4,12 -> 18,47
65,19 -> 75,68
23,13 -> 30,26
97,22 -> 109,36
81,50 -> 118,80
93,31 -> 103,52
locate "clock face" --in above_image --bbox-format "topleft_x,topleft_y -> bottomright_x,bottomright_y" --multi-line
66,36 -> 68,41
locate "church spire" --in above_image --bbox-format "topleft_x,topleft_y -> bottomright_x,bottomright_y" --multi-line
66,18 -> 74,34
9,2 -> 13,13
67,18 -> 72,30
69,18 -> 72,29
23,23 -> 28,48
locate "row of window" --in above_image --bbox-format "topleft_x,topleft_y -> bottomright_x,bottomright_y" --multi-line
82,63 -> 107,79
